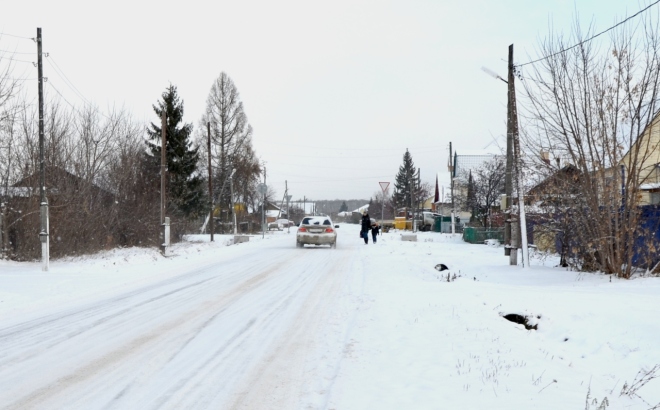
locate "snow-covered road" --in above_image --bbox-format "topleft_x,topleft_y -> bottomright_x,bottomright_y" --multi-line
3,224 -> 660,409
0,230 -> 364,409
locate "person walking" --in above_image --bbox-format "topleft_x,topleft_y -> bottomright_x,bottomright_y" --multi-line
360,211 -> 371,244
371,219 -> 380,244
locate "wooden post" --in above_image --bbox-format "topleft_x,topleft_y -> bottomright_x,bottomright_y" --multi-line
207,122 -> 214,241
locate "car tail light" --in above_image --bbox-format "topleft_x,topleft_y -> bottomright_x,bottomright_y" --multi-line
298,227 -> 307,232
325,228 -> 334,233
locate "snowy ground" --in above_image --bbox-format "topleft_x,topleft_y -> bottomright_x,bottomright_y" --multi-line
1,224 -> 660,409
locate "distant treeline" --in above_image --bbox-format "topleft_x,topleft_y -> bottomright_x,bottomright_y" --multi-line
315,200 -> 368,215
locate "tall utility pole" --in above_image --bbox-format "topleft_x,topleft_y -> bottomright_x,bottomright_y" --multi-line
160,111 -> 167,224
285,180 -> 291,233
262,166 -> 266,237
37,27 -> 49,271
505,45 -> 515,263
207,122 -> 213,241
507,44 -> 529,267
449,142 -> 455,235
160,111 -> 169,255
229,168 -> 237,234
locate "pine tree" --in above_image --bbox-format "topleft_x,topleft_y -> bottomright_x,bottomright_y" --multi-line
393,149 -> 416,209
339,201 -> 348,213
146,84 -> 205,218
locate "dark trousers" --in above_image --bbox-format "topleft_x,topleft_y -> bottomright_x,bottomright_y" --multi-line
362,230 -> 368,244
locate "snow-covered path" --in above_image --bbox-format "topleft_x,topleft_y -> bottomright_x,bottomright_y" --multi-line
2,224 -> 660,409
0,230 -> 363,409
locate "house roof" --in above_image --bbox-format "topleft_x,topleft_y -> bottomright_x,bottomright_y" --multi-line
527,164 -> 581,197
11,166 -> 114,198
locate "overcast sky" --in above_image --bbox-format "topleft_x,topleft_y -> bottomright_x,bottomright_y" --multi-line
1,0 -> 645,202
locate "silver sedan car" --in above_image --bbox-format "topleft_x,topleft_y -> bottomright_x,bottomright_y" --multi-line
296,216 -> 338,248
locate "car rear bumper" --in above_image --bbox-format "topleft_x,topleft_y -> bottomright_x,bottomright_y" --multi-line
297,234 -> 336,245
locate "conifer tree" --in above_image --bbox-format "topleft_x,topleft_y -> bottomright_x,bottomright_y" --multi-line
393,149 -> 416,209
146,85 -> 205,218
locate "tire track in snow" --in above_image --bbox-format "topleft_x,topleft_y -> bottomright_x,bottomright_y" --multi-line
228,244 -> 366,410
1,249 -> 296,409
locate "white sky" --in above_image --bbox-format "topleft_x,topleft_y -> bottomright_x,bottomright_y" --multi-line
1,0 -> 645,200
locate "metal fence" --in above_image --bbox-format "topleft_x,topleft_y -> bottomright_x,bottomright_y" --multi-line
462,227 -> 504,244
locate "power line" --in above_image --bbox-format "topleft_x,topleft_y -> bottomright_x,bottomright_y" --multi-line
45,81 -> 79,112
518,0 -> 660,67
258,149 -> 445,160
46,55 -> 93,108
0,49 -> 35,55
285,175 -> 395,184
1,56 -> 35,64
0,32 -> 33,41
44,55 -> 112,120
0,75 -> 36,81
258,140 -> 448,151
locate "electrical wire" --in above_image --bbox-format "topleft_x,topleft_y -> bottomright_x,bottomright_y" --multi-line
0,49 -> 34,55
282,175 -> 395,184
46,55 -> 93,108
257,140 -> 449,152
517,0 -> 660,67
255,149 -> 445,160
0,32 -> 33,41
45,81 -> 79,113
0,76 -> 35,81
0,56 -> 35,64
44,56 -> 112,120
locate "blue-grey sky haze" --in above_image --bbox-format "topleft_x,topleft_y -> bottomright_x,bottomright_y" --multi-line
1,1 -> 649,201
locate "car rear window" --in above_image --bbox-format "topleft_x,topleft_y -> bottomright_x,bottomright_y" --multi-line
301,217 -> 331,225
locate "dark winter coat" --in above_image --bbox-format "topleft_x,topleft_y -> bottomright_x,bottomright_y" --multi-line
361,214 -> 371,232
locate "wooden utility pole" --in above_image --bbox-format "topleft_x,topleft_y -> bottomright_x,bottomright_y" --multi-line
507,43 -> 529,267
160,111 -> 167,224
449,142 -> 455,234
207,122 -> 214,241
37,27 -> 49,271
230,168 -> 236,235
506,44 -> 516,265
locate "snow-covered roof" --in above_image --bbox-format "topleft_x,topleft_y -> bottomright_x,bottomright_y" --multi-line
0,187 -> 32,198
351,204 -> 370,213
640,183 -> 660,190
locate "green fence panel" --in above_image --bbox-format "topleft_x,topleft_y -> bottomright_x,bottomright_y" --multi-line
462,227 -> 504,244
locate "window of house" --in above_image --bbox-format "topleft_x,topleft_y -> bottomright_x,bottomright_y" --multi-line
651,192 -> 660,205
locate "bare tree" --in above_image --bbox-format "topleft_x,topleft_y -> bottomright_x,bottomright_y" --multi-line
198,72 -> 262,231
521,15 -> 660,277
459,157 -> 506,228
200,73 -> 259,210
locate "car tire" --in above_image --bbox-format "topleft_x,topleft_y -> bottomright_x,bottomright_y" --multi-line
296,242 -> 303,248
331,242 -> 336,249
